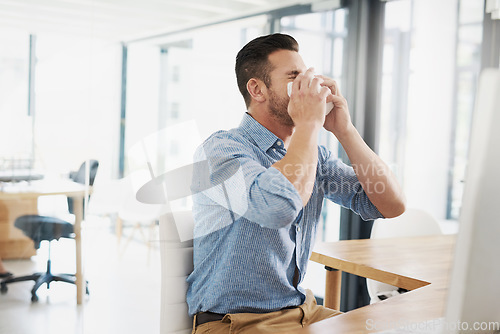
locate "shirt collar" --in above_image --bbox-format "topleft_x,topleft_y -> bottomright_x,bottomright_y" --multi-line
240,113 -> 283,152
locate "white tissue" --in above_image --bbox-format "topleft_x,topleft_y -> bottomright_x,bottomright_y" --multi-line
287,81 -> 334,115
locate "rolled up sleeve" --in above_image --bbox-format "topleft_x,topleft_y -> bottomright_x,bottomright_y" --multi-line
318,146 -> 383,221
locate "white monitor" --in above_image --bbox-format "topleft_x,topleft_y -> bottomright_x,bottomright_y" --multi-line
445,68 -> 500,333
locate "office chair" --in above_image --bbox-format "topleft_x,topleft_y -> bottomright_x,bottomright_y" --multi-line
0,160 -> 98,302
366,208 -> 442,303
159,210 -> 194,334
0,215 -> 89,302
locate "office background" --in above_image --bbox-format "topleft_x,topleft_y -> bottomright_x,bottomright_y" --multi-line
0,0 -> 499,332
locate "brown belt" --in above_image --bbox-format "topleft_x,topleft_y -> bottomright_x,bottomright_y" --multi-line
196,311 -> 226,326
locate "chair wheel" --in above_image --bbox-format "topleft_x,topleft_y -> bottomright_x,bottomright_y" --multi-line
0,283 -> 7,294
31,294 -> 39,302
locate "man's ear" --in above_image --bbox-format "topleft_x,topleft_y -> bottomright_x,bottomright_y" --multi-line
246,78 -> 267,103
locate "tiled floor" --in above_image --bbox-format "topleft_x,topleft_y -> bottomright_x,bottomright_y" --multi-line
0,217 -> 161,334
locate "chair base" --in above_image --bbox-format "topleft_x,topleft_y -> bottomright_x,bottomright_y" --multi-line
0,271 -> 89,302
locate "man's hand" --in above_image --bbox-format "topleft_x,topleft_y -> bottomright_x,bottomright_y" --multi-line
288,68 -> 331,130
316,75 -> 354,140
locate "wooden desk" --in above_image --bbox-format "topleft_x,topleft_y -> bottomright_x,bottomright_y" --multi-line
0,180 -> 89,304
300,235 -> 455,333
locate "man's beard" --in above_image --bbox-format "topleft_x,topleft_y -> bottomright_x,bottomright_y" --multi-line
268,87 -> 294,127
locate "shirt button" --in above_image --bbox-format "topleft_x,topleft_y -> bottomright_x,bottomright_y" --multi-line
277,141 -> 282,146
273,148 -> 276,152
297,226 -> 301,232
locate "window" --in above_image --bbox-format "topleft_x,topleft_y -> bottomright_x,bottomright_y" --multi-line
0,31 -> 31,167
33,35 -> 121,177
447,0 -> 484,219
379,0 -> 484,226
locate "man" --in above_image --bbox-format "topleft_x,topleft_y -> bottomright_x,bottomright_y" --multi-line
186,33 -> 405,333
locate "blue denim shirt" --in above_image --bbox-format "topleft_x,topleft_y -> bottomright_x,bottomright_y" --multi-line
186,113 -> 383,316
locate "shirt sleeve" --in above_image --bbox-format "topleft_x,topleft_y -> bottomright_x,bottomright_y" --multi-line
317,146 -> 384,221
191,131 -> 303,229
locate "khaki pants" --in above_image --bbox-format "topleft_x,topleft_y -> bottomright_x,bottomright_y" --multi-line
192,290 -> 342,334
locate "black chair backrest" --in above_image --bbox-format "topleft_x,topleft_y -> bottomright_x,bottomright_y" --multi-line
67,160 -> 99,215
71,160 -> 99,185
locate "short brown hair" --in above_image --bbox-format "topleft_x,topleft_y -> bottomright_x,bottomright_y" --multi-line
235,33 -> 299,108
